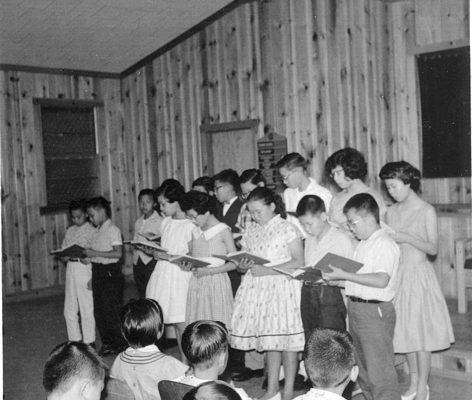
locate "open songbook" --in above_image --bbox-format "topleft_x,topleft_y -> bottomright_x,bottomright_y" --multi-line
50,244 -> 86,258
168,255 -> 211,269
212,251 -> 270,265
123,240 -> 168,254
274,252 -> 363,283
137,232 -> 161,242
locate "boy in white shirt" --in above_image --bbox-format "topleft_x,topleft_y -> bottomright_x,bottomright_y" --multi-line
133,189 -> 163,298
294,328 -> 358,400
322,193 -> 400,400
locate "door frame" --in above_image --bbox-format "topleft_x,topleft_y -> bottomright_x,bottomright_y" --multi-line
200,119 -> 259,175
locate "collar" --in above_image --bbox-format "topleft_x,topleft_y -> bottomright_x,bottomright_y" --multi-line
198,223 -> 229,240
125,344 -> 160,354
306,388 -> 346,400
97,219 -> 112,231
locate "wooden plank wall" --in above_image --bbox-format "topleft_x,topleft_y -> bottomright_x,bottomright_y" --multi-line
2,0 -> 469,295
0,71 -> 136,295
388,0 -> 470,204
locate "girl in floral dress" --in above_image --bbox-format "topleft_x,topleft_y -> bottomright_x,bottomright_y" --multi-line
230,187 -> 305,400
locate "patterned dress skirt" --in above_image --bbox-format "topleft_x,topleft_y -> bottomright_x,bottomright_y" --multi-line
230,272 -> 305,352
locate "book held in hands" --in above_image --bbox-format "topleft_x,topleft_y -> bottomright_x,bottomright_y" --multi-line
123,240 -> 168,254
212,251 -> 270,265
50,244 -> 86,258
168,255 -> 212,269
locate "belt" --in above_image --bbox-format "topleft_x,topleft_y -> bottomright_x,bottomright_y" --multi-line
348,296 -> 382,304
302,280 -> 323,287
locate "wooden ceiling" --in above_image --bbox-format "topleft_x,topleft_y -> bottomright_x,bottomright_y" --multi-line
0,0 -> 232,74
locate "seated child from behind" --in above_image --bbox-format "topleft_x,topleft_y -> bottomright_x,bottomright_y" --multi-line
294,328 -> 358,400
174,320 -> 251,400
43,341 -> 107,400
110,298 -> 187,400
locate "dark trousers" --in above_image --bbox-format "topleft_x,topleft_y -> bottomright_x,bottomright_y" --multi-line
133,257 -> 156,298
300,284 -> 346,340
92,262 -> 125,349
227,269 -> 246,371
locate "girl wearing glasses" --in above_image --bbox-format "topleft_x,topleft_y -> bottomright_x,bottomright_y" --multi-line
325,148 -> 386,233
236,169 -> 266,232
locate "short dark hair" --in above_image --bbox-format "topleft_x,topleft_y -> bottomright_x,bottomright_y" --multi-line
325,148 -> 368,181
138,188 -> 156,202
183,381 -> 242,400
43,341 -> 107,396
275,152 -> 307,170
296,195 -> 326,217
213,169 -> 241,194
239,169 -> 266,186
304,328 -> 354,389
181,320 -> 228,369
192,176 -> 215,193
180,190 -> 218,215
68,199 -> 87,214
155,181 -> 186,204
246,187 -> 286,219
343,193 -> 379,223
86,197 -> 112,218
121,299 -> 164,348
379,161 -> 421,193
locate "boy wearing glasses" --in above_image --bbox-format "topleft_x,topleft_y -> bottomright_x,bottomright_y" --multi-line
322,193 -> 401,400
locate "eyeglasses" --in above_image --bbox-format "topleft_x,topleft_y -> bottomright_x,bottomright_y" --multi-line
330,168 -> 344,179
280,170 -> 297,182
346,219 -> 361,228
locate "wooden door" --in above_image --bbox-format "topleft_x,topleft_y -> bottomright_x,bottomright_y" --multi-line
201,120 -> 259,175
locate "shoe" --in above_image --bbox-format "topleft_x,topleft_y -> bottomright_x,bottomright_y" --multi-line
232,368 -> 264,382
401,392 -> 416,400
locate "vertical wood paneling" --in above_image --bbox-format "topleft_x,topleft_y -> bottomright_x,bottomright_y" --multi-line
1,70 -> 125,295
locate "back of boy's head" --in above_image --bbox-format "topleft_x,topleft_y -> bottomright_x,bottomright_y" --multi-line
212,169 -> 241,194
138,188 -> 155,202
86,197 -> 112,218
181,320 -> 228,368
69,199 -> 88,214
121,298 -> 164,348
343,192 -> 379,223
296,195 -> 326,217
43,341 -> 107,397
304,328 -> 354,389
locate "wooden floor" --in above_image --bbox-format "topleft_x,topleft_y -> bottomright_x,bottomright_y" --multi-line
3,281 -> 472,400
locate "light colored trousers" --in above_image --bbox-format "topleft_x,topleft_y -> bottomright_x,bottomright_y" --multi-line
64,261 -> 96,344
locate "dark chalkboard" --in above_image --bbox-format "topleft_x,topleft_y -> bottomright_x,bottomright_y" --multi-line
417,46 -> 470,178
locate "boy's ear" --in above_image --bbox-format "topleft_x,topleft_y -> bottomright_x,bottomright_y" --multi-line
350,365 -> 359,382
320,211 -> 328,221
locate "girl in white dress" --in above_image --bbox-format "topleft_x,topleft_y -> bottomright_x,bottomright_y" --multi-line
180,190 -> 237,328
379,161 -> 454,400
230,187 -> 305,400
146,182 -> 195,360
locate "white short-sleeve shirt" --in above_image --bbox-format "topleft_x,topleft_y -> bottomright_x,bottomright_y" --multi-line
90,219 -> 122,264
133,211 -> 163,264
345,228 -> 400,302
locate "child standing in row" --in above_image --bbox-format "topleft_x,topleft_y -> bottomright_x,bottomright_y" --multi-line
133,189 -> 163,298
61,199 -> 96,345
180,190 -> 237,328
296,195 -> 352,336
84,197 -> 126,355
323,193 -> 400,400
146,182 -> 195,360
230,187 -> 305,400
380,162 -> 454,400
276,153 -> 332,236
110,299 -> 187,400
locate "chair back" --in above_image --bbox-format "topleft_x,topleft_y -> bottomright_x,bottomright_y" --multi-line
158,380 -> 194,400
